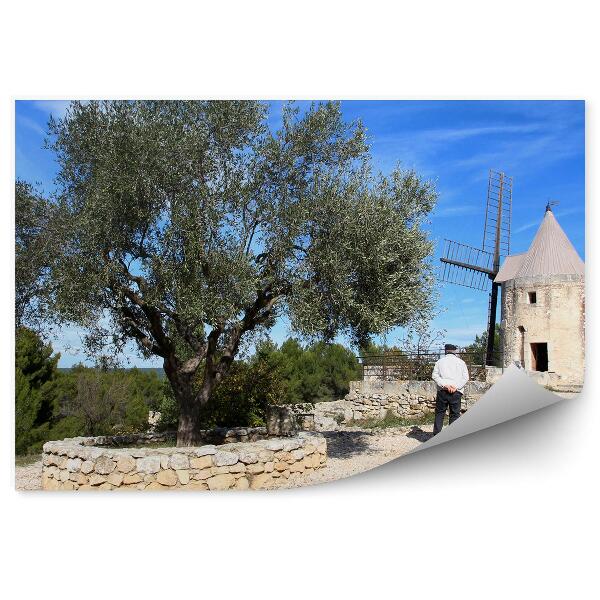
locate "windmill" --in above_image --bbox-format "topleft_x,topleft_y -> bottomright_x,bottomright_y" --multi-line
439,169 -> 513,366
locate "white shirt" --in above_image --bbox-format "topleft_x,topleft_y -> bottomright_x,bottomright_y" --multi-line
432,353 -> 469,393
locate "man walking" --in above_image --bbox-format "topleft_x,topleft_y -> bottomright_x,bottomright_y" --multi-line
431,344 -> 469,435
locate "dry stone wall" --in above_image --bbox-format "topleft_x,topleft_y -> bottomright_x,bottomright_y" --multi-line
42,429 -> 326,491
281,379 -> 493,431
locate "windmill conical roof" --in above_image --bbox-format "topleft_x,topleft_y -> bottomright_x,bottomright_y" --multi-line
495,208 -> 584,283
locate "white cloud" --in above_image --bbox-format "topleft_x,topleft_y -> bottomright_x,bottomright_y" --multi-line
16,114 -> 45,136
513,206 -> 584,234
433,203 -> 481,217
32,100 -> 72,119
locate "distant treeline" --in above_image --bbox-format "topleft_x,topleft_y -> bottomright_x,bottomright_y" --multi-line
57,367 -> 166,378
15,327 -> 362,455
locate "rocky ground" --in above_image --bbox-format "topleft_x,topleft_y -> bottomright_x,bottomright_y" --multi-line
15,459 -> 44,490
15,425 -> 434,491
267,424 -> 433,489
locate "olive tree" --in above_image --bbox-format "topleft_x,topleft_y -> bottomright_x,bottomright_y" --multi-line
42,100 -> 437,445
15,181 -> 55,329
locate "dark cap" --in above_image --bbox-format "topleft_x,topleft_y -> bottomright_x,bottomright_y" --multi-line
444,343 -> 458,352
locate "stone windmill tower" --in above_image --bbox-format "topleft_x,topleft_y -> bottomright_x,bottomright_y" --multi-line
494,203 -> 585,387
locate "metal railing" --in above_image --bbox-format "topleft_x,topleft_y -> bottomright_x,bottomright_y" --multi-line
357,349 -> 504,382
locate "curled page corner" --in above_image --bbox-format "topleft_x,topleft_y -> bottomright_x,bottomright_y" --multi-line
409,364 -> 566,454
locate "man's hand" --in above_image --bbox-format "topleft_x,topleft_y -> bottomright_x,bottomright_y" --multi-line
445,385 -> 457,393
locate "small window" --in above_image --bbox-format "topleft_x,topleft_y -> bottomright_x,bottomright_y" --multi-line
528,291 -> 537,304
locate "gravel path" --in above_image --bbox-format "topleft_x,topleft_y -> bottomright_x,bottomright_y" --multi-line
15,460 -> 43,491
15,426 -> 434,491
267,424 -> 434,489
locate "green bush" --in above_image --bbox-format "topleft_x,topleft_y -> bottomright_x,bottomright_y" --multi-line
16,329 -> 363,449
15,328 -> 168,454
15,327 -> 59,454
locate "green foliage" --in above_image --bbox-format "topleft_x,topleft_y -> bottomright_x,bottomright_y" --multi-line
159,337 -> 361,428
156,385 -> 180,431
16,329 -> 365,448
15,181 -> 55,329
464,324 -> 502,366
67,368 -> 165,436
278,338 -> 361,403
15,328 -> 59,453
28,100 -> 436,429
198,349 -> 286,428
15,327 -> 59,390
15,329 -> 167,454
15,368 -> 40,454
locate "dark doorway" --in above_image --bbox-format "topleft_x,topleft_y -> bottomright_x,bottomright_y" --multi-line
530,343 -> 548,372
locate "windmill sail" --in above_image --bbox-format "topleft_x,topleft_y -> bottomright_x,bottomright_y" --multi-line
440,240 -> 495,290
483,170 -> 512,259
438,169 -> 513,366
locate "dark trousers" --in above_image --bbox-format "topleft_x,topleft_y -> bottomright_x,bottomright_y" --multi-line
433,389 -> 462,435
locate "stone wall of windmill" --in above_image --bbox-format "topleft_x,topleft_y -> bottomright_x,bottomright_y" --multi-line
495,206 -> 585,391
499,274 -> 585,388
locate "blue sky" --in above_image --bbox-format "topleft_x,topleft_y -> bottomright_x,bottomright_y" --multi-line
15,100 -> 585,367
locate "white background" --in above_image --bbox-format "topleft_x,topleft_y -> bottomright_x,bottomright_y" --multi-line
0,2 -> 597,598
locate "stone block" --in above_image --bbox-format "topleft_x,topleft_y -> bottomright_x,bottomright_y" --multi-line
94,456 -> 116,475
275,451 -> 293,462
107,472 -> 124,487
207,474 -> 235,490
238,450 -> 259,464
156,470 -> 178,486
289,460 -> 305,473
194,468 -> 213,480
116,455 -> 136,473
250,473 -> 273,489
265,405 -> 298,437
146,482 -> 166,491
137,456 -> 161,474
43,475 -> 60,490
190,456 -> 213,470
123,473 -> 143,485
45,466 -> 58,479
169,454 -> 190,470
184,481 -> 209,491
176,470 -> 190,485
213,451 -> 238,467
246,463 -> 264,475
235,477 -> 250,490
291,449 -> 305,461
263,439 -> 284,451
66,458 -> 82,472
192,445 -> 217,457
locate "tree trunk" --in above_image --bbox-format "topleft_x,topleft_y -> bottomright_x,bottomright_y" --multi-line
175,382 -> 215,446
176,401 -> 202,447
163,358 -> 221,446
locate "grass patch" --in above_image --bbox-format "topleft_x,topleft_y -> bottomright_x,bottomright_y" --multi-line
15,453 -> 42,467
348,410 -> 437,429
